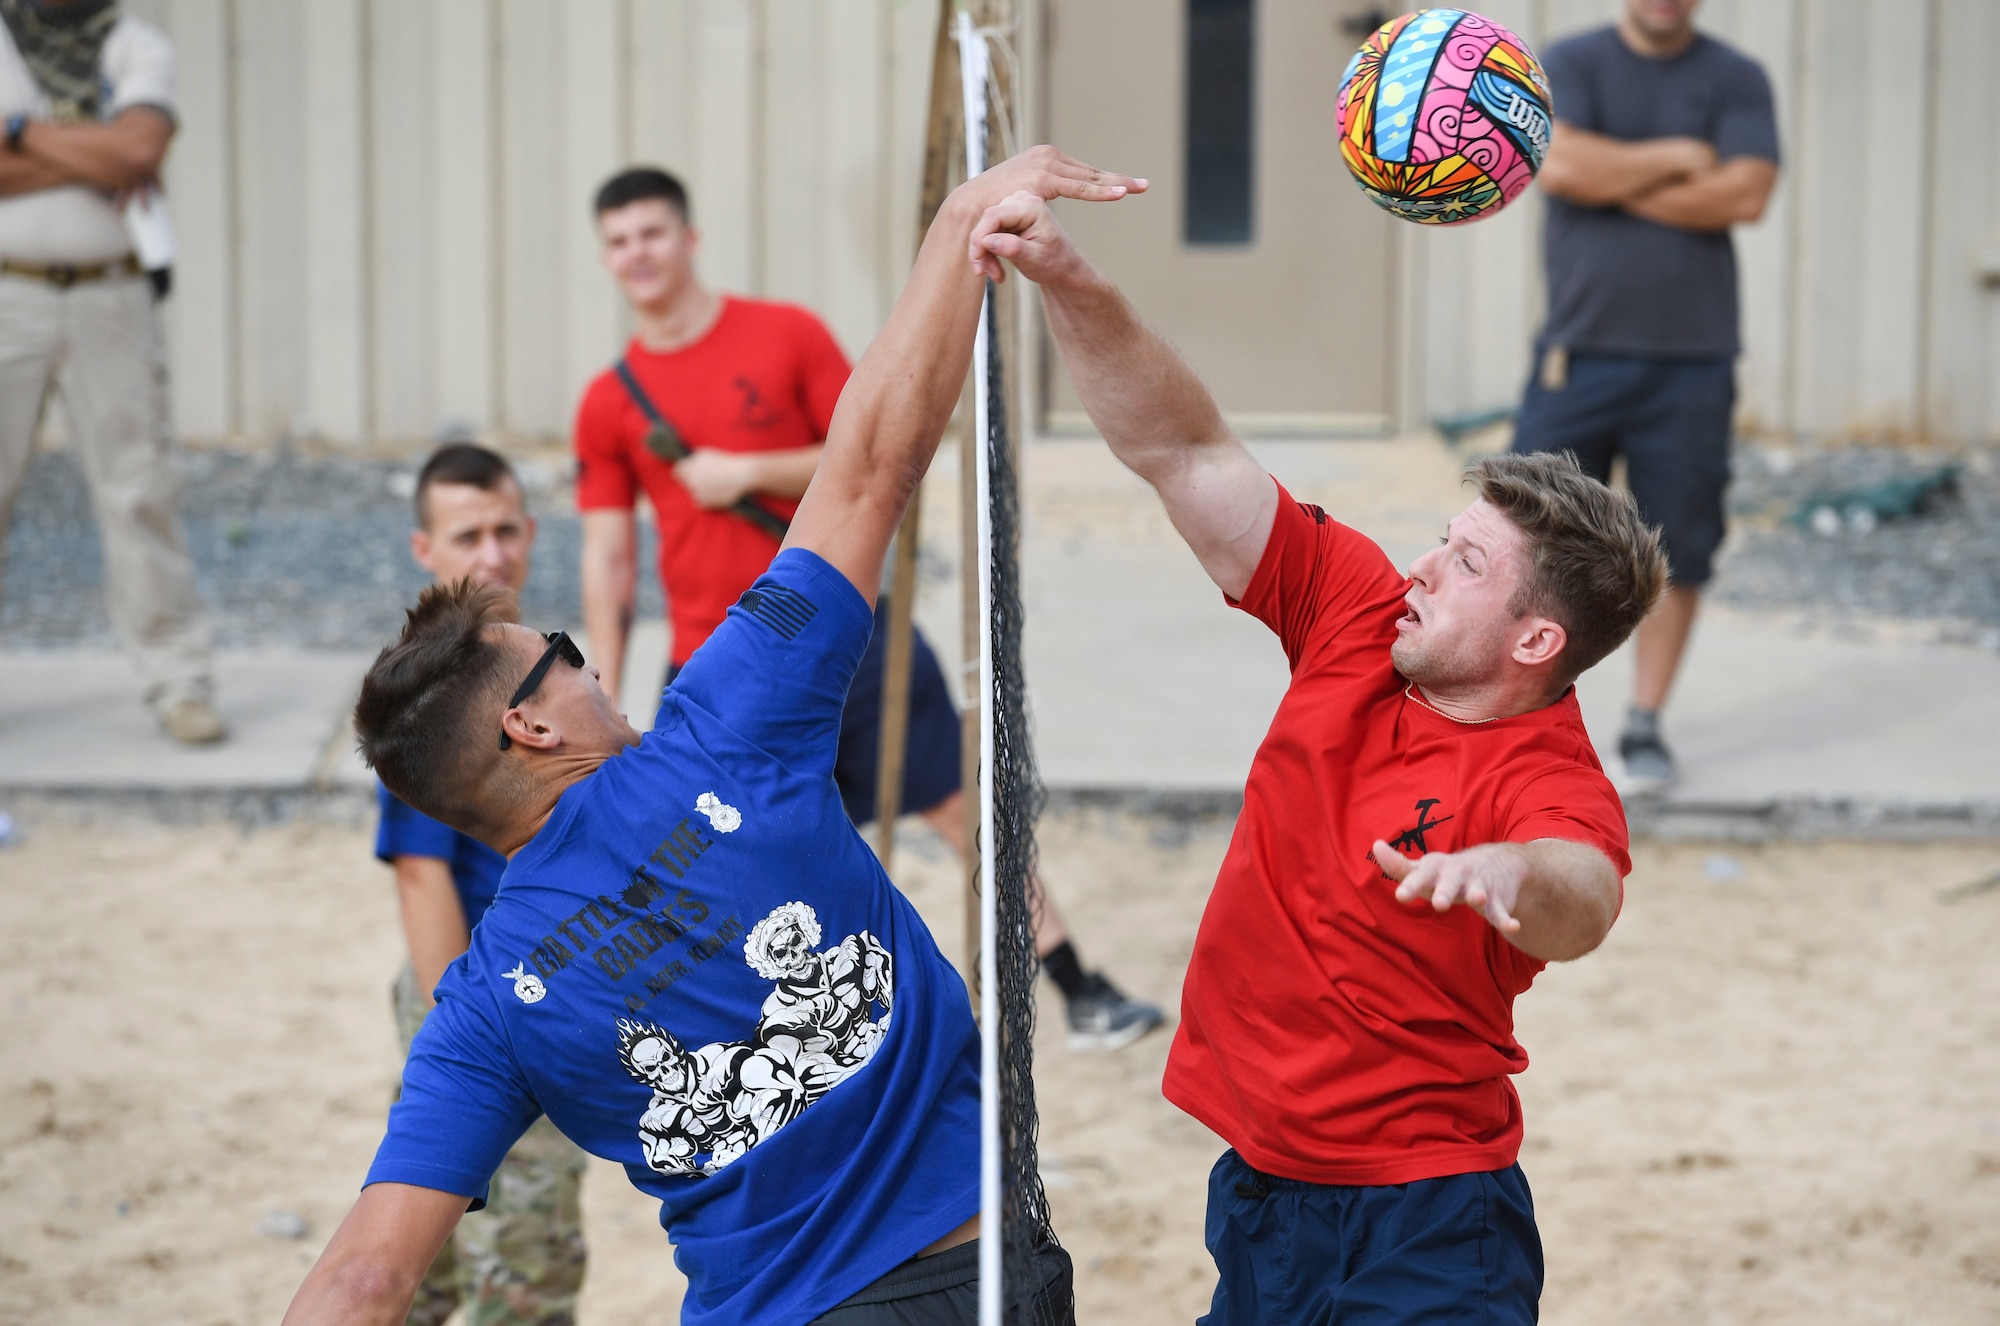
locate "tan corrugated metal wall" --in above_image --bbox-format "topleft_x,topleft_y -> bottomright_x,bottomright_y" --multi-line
134,0 -> 936,447
132,0 -> 2000,448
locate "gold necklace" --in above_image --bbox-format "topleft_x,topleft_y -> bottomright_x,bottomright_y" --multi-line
1403,683 -> 1503,725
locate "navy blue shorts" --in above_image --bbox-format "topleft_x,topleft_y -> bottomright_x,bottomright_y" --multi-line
660,599 -> 962,826
1511,351 -> 1735,587
1199,1150 -> 1542,1325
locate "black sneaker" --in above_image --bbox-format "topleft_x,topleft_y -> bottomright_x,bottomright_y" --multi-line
1618,725 -> 1677,793
1065,973 -> 1166,1051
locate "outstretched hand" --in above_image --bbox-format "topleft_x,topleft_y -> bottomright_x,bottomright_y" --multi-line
959,145 -> 1145,283
1372,840 -> 1528,937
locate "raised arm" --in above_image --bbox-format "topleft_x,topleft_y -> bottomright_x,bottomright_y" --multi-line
281,1183 -> 466,1325
971,192 -> 1275,600
1536,121 -> 1714,209
784,148 -> 1141,601
1622,155 -> 1777,233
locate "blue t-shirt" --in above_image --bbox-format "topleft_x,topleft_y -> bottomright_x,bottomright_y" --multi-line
1540,28 -> 1781,358
366,549 -> 981,1326
375,785 -> 508,930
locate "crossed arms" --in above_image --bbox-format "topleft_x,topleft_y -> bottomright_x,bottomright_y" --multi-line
0,106 -> 172,199
1537,121 -> 1776,233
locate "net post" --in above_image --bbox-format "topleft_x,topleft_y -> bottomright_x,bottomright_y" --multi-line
954,15 -> 1000,1325
877,1 -> 962,871
872,505 -> 921,867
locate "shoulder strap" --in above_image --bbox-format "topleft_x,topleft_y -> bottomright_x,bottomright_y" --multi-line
614,358 -> 665,425
608,357 -> 792,543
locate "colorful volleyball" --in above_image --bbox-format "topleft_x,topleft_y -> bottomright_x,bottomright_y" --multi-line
1336,9 -> 1551,226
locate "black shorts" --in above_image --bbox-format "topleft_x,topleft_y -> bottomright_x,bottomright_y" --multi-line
660,598 -> 963,826
1511,351 -> 1735,587
807,1238 -> 1075,1326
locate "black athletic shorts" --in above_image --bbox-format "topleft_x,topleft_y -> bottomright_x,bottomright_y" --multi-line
659,598 -> 963,825
807,1238 -> 1075,1326
1511,351 -> 1735,587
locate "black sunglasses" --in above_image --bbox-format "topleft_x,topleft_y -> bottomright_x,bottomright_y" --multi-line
498,630 -> 586,750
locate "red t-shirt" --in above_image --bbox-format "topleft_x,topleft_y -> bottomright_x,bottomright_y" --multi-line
1161,482 -> 1631,1187
573,297 -> 851,664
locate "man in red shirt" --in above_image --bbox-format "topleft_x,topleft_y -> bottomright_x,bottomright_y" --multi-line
970,193 -> 1669,1319
574,168 -> 1162,1050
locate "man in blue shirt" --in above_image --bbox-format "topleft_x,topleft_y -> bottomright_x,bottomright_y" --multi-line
1513,0 -> 1780,791
376,442 -> 591,1325
282,146 -> 1142,1326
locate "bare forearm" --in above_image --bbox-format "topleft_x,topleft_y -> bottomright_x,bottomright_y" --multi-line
581,513 -> 637,699
829,193 -> 985,501
1539,125 -> 1708,208
1041,263 -> 1231,483
1039,259 -> 1273,598
19,111 -> 171,193
1624,158 -> 1776,232
0,151 -> 75,196
785,191 -> 987,595
393,859 -> 470,1003
283,1258 -> 418,1326
284,1185 -> 463,1325
1505,839 -> 1621,962
743,444 -> 823,500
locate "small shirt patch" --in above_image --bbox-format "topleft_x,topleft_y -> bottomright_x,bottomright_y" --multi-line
737,584 -> 818,640
696,792 -> 743,833
504,962 -> 548,1005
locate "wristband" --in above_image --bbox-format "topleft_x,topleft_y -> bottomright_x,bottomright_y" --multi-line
4,115 -> 26,153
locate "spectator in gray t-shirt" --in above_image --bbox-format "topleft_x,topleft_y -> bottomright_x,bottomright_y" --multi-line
1511,0 -> 1779,793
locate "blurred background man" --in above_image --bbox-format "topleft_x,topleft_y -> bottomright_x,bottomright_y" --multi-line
377,442 -> 590,1326
0,0 -> 222,743
1514,0 -> 1779,792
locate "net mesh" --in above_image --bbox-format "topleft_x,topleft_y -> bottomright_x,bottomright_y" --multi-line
982,288 -> 1064,1322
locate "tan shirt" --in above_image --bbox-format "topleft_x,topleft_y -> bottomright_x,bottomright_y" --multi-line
0,16 -> 176,265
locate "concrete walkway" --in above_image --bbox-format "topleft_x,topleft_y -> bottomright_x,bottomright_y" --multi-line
3,436 -> 1996,838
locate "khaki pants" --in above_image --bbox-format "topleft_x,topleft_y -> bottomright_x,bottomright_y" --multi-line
393,965 -> 589,1326
0,272 -> 211,708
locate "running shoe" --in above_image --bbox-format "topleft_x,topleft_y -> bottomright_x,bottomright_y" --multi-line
1618,725 -> 1677,794
1065,973 -> 1166,1052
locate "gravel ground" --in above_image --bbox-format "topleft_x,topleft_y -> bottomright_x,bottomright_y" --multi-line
0,444 -> 660,650
2,439 -> 1996,651
1714,442 -> 2000,642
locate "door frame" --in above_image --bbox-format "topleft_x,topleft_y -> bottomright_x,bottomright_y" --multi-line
1020,0 -> 1422,441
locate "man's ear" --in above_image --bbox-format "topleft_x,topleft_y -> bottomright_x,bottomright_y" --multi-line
1512,616 -> 1567,670
499,704 -> 562,753
411,527 -> 435,575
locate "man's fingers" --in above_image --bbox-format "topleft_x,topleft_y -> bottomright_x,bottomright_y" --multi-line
1427,863 -> 1467,912
1372,840 -> 1415,881
1479,888 -> 1522,934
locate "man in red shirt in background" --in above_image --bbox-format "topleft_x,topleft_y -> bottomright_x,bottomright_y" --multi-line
970,190 -> 1669,1320
573,167 -> 1162,1050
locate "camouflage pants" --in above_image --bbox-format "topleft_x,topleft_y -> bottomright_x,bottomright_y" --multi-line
393,965 -> 590,1326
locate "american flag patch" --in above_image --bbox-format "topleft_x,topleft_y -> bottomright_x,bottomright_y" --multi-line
737,584 -> 818,640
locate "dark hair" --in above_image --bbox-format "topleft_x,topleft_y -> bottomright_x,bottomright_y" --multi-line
594,167 -> 690,223
414,442 -> 520,529
1467,451 -> 1669,687
354,580 -> 522,837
